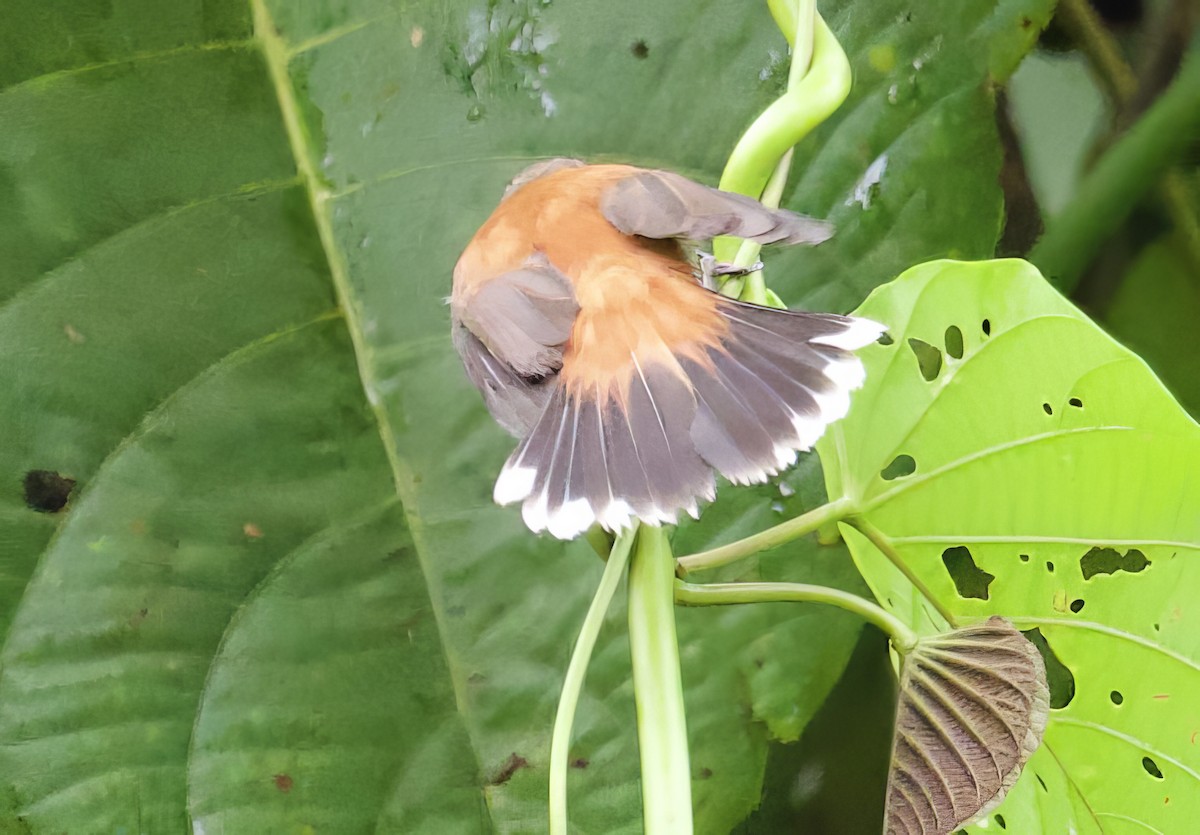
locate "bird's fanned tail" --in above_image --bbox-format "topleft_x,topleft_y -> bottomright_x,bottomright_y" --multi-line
494,296 -> 884,539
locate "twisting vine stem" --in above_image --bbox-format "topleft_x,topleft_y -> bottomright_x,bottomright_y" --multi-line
717,3 -> 851,306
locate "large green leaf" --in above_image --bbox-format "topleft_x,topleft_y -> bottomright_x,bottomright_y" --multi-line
1,0 -> 1054,831
819,259 -> 1200,832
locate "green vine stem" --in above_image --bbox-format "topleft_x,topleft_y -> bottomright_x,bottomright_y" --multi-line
1030,45 -> 1200,291
628,525 -> 694,833
675,579 -> 918,653
715,8 -> 851,267
676,497 -> 853,574
549,529 -> 637,835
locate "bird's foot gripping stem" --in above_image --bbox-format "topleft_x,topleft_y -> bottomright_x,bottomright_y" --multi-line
696,252 -> 763,289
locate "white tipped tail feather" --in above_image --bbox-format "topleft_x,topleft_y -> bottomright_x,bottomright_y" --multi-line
490,297 -> 885,539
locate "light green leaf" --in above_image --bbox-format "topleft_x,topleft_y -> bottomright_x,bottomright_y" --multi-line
819,259 -> 1200,832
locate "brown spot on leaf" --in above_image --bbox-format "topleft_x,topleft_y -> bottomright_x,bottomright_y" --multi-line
64,324 -> 85,344
699,767 -> 713,779
273,773 -> 293,792
571,758 -> 589,769
243,522 -> 263,539
410,26 -> 425,47
489,753 -> 528,785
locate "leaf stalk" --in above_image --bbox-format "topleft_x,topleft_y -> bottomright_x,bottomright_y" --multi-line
676,496 -> 854,573
675,579 -> 918,652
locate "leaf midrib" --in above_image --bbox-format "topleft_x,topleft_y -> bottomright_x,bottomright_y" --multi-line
250,0 -> 491,815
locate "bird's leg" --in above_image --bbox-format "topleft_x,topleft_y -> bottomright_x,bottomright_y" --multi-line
696,252 -> 764,289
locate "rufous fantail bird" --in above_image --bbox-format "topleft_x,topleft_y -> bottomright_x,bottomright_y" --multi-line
451,158 -> 884,540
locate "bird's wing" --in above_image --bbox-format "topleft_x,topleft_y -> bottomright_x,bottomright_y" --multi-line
452,322 -> 554,438
455,257 -> 579,379
600,169 -> 833,245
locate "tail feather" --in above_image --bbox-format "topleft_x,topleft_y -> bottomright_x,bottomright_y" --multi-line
494,296 -> 883,538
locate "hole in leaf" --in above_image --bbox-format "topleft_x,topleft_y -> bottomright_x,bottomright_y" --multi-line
1069,599 -> 1085,613
1023,628 -> 1076,708
1019,553 -> 1030,562
881,454 -> 917,480
1069,397 -> 1083,408
1143,756 -> 1164,779
1036,774 -> 1049,793
1042,402 -> 1053,415
630,39 -> 650,58
1046,561 -> 1055,573
994,814 -> 1007,829
23,470 -> 76,513
1154,622 -> 1161,632
982,318 -> 991,336
941,546 -> 994,600
877,331 -> 895,346
907,338 -> 943,381
944,325 -> 964,359
1110,690 -> 1124,705
1080,546 -> 1150,580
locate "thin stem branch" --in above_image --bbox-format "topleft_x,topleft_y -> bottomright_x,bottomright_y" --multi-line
1030,47 -> 1200,291
676,497 -> 853,574
628,525 -> 693,833
847,517 -> 958,627
784,0 -> 819,86
549,529 -> 637,835
676,580 -> 918,652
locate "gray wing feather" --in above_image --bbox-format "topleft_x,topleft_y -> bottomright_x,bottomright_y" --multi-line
456,259 -> 579,378
453,322 -> 553,437
600,169 -> 833,245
